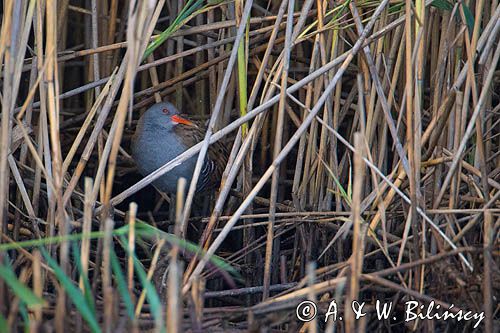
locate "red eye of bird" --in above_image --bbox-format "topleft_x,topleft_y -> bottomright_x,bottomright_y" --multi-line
162,108 -> 170,114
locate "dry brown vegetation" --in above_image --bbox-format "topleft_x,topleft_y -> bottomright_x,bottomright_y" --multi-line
0,0 -> 499,332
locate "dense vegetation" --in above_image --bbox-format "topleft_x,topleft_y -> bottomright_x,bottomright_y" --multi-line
0,0 -> 498,331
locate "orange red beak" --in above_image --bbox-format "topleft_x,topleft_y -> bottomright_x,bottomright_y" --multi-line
171,114 -> 194,126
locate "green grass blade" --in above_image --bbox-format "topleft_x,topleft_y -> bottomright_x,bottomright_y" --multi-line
0,226 -> 130,252
430,0 -> 453,11
71,242 -> 96,313
134,222 -> 241,280
19,301 -> 30,333
0,221 -> 240,282
143,0 -> 204,59
109,248 -> 135,320
40,248 -> 101,333
0,263 -> 44,307
118,236 -> 164,333
431,0 -> 474,33
460,3 -> 475,34
0,312 -> 8,333
320,156 -> 352,206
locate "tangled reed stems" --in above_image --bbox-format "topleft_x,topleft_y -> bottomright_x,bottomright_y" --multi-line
0,0 -> 499,331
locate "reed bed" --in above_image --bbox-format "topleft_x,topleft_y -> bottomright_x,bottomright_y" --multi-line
0,0 -> 499,332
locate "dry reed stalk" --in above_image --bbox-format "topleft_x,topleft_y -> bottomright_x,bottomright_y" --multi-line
165,178 -> 185,333
31,250 -> 43,332
185,0 -> 393,294
263,0 -> 295,301
344,133 -> 366,332
109,6 -> 408,208
0,0 -> 15,241
1,0 -> 498,331
483,211 -> 494,333
80,177 -> 92,292
180,0 -> 254,232
102,218 -> 114,332
135,237 -> 166,327
127,202 -> 139,333
313,110 -> 473,269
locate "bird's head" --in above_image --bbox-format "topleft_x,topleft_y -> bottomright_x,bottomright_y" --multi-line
142,101 -> 196,131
